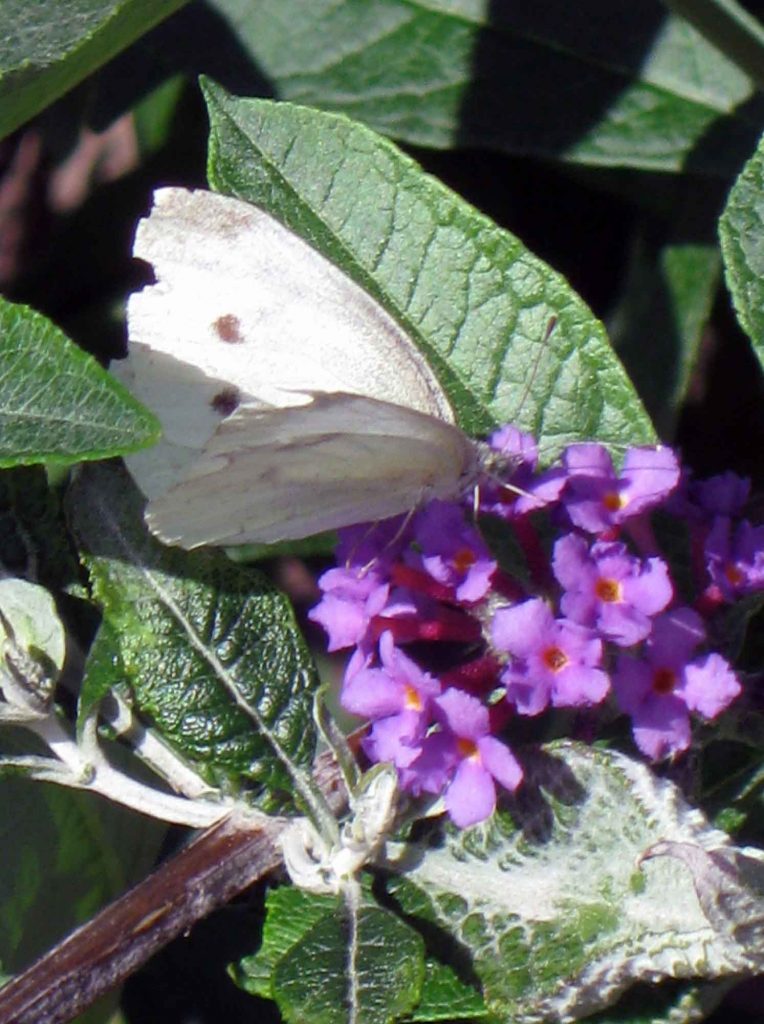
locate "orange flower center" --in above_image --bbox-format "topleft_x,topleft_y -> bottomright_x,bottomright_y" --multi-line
404,685 -> 423,711
457,738 -> 478,760
603,491 -> 624,512
652,667 -> 676,695
595,577 -> 622,603
543,645 -> 569,672
453,547 -> 477,574
725,564 -> 744,587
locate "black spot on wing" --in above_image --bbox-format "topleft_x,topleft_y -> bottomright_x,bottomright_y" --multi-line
210,386 -> 241,416
213,313 -> 243,343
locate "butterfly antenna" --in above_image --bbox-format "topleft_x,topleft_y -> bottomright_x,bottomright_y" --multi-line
344,521 -> 378,570
358,506 -> 418,577
468,460 -> 536,538
345,507 -> 418,578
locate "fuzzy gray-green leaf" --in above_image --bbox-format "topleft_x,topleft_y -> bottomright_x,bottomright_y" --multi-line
389,743 -> 764,1023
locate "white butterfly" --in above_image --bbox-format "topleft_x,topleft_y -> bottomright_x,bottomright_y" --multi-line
117,187 -> 479,548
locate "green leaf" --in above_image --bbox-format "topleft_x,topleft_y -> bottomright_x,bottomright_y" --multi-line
205,0 -> 763,175
710,591 -> 764,666
701,724 -> 764,845
609,211 -> 721,438
132,74 -> 188,155
0,579 -> 65,672
388,742 -> 764,1023
0,0 -> 188,139
410,959 -> 487,1022
719,129 -> 764,373
0,578 -> 65,715
661,0 -> 764,94
232,886 -> 338,999
272,897 -> 425,1024
0,468 -> 81,591
68,461 -> 319,813
0,768 -> 164,973
77,617 -> 128,729
235,885 -> 428,1024
203,83 -> 656,458
0,298 -> 159,467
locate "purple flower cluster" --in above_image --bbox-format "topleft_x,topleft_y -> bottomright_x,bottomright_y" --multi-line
310,427 -> 758,827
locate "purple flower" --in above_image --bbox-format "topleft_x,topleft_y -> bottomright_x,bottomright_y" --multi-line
705,517 -> 764,600
552,534 -> 673,646
310,517 -> 415,650
363,713 -> 428,770
306,417 -> 750,830
407,501 -> 496,603
401,687 -> 522,827
480,425 -> 566,518
691,472 -> 750,518
341,632 -> 440,768
490,424 -> 539,466
683,653 -> 742,718
491,598 -> 610,714
613,607 -> 741,759
309,567 -> 390,651
396,731 -> 455,796
562,444 -> 680,534
668,470 -> 751,525
334,517 -> 412,570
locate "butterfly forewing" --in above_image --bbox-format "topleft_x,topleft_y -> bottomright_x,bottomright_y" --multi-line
120,188 -> 480,547
128,188 -> 453,417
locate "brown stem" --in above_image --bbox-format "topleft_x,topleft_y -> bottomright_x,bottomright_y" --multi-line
0,813 -> 287,1024
0,731 -> 358,1024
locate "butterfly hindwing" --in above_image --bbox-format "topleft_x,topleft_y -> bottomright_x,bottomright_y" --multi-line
146,394 -> 477,547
